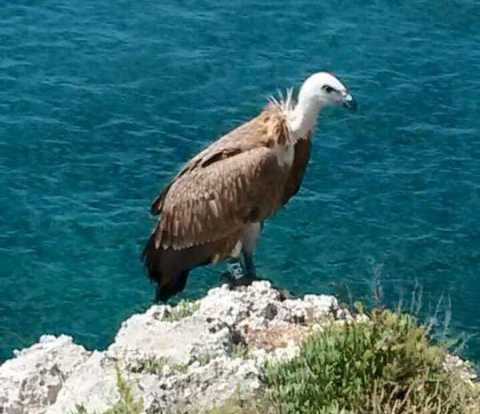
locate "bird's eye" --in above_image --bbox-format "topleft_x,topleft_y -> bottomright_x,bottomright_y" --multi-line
323,85 -> 335,93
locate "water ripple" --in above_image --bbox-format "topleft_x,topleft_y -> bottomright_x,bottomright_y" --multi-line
0,0 -> 480,362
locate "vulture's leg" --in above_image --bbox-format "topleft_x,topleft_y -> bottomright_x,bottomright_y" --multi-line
222,223 -> 262,287
239,222 -> 262,280
223,222 -> 293,298
242,251 -> 256,277
240,247 -> 294,299
225,259 -> 245,281
223,256 -> 256,287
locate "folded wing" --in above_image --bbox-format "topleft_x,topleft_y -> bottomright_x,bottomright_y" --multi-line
153,145 -> 288,251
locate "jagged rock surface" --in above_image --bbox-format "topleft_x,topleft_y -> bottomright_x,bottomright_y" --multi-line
0,282 -> 339,414
0,335 -> 90,414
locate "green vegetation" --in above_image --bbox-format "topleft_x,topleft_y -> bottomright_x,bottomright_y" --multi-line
71,406 -> 88,414
172,361 -> 189,374
196,352 -> 214,366
129,356 -> 169,375
231,342 -> 250,360
163,299 -> 200,322
204,397 -> 271,414
208,308 -> 480,414
104,368 -> 143,414
71,367 -> 143,414
129,355 -> 189,376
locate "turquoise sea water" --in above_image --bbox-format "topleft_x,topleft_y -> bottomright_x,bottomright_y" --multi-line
1,1 -> 480,362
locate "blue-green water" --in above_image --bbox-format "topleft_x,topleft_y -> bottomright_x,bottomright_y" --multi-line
1,1 -> 480,362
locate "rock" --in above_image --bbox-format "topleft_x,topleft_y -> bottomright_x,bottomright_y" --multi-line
0,335 -> 90,414
46,352 -> 119,414
443,354 -> 478,386
108,306 -> 229,368
1,282 -> 340,414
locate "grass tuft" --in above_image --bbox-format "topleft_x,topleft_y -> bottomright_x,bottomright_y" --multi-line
231,342 -> 250,360
163,300 -> 200,322
129,356 -> 168,375
202,392 -> 274,414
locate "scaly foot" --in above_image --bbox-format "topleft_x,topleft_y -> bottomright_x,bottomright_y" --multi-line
221,260 -> 258,288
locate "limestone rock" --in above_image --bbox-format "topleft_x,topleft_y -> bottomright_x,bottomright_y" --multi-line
0,335 -> 90,414
45,352 -> 119,414
1,282 -> 339,414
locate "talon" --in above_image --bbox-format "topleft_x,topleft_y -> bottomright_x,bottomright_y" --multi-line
229,262 -> 245,281
221,261 -> 258,289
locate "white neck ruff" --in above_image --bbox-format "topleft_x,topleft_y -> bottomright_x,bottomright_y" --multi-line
269,87 -> 325,142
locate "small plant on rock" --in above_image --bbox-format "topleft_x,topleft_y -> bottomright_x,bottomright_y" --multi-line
231,342 -> 250,359
129,356 -> 168,375
104,367 -> 143,414
163,300 -> 200,322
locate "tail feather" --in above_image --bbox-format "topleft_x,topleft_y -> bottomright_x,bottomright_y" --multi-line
142,233 -> 213,302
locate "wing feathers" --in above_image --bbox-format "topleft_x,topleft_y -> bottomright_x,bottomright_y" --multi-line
150,105 -> 294,250
156,146 -> 287,250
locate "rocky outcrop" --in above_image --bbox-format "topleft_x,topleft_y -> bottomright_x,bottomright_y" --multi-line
0,335 -> 90,414
0,282 -> 341,414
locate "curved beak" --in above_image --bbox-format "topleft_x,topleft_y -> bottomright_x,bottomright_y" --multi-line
342,93 -> 357,112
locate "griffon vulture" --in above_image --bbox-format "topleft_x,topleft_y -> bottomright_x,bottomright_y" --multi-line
143,72 -> 357,301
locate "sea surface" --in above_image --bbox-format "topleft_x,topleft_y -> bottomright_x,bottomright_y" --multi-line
1,1 -> 480,363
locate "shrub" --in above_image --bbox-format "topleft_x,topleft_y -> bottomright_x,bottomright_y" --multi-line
263,309 -> 480,414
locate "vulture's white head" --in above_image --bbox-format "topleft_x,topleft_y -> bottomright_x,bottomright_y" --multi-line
289,72 -> 356,137
299,72 -> 357,111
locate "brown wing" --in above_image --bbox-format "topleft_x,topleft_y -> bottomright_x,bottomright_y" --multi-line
154,146 -> 288,250
281,135 -> 312,205
150,105 -> 288,216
